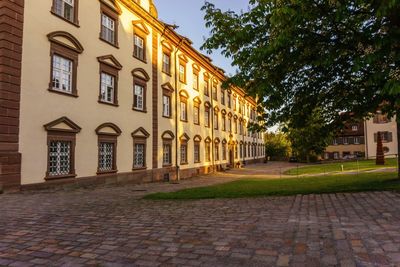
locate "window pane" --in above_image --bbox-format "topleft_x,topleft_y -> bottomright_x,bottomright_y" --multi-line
100,73 -> 115,103
134,143 -> 145,168
52,55 -> 73,93
49,140 -> 71,176
134,84 -> 144,110
101,14 -> 115,44
99,142 -> 114,171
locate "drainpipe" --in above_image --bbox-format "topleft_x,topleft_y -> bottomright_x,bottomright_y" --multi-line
174,38 -> 185,181
364,119 -> 369,159
210,71 -> 216,172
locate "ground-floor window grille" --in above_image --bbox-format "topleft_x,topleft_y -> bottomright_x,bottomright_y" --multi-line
99,142 -> 114,172
49,141 -> 71,176
133,143 -> 145,168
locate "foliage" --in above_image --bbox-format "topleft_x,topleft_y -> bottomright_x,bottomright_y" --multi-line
283,107 -> 333,162
284,158 -> 397,175
144,172 -> 400,200
264,131 -> 291,160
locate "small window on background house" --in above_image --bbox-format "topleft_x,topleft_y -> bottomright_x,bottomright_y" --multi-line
101,13 -> 116,45
354,137 -> 360,144
49,140 -> 72,176
352,125 -> 358,131
227,93 -> 231,108
133,34 -> 145,61
343,137 -> 348,144
162,52 -> 171,74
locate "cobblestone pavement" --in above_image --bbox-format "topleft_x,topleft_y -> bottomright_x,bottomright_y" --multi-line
1,173 -> 400,266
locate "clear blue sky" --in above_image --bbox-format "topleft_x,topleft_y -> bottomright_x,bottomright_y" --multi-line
153,0 -> 250,76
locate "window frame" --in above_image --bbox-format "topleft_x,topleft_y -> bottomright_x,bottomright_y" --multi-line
51,0 -> 79,27
133,33 -> 146,62
162,51 -> 171,75
179,91 -> 189,122
97,134 -> 118,174
133,80 -> 146,112
193,97 -> 201,125
99,3 -> 119,48
132,127 -> 150,170
98,61 -> 120,106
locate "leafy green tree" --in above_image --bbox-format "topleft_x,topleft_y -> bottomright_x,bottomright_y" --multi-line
202,0 -> 400,176
284,108 -> 333,162
264,131 -> 291,161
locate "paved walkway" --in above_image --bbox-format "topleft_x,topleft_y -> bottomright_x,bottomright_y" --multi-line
1,166 -> 400,266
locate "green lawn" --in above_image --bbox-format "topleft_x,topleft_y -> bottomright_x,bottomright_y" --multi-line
144,172 -> 400,200
284,158 -> 397,175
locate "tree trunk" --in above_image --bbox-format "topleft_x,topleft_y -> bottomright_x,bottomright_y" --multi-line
397,116 -> 400,179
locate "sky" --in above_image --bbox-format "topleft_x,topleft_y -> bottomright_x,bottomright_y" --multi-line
153,0 -> 250,76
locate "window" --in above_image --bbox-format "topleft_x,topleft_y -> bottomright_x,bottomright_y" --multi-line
221,89 -> 225,105
222,142 -> 227,160
193,98 -> 201,125
101,13 -> 116,45
163,143 -> 171,165
333,152 -> 339,159
222,114 -> 226,131
162,131 -> 174,167
133,34 -> 145,61
343,137 -> 348,145
52,55 -> 73,94
234,118 -> 238,134
235,144 -> 238,159
193,136 -> 202,163
333,138 -> 338,145
44,117 -> 81,179
214,144 -> 219,161
96,123 -> 121,174
162,52 -> 171,74
133,84 -> 145,110
244,143 -> 247,158
239,120 -> 243,135
352,125 -> 358,131
193,72 -> 199,91
228,116 -> 232,132
132,68 -> 150,112
48,32 -> 83,97
205,139 -> 211,162
180,102 -> 187,121
180,144 -> 188,164
162,83 -> 173,118
214,112 -> 219,130
163,95 -> 171,117
212,81 -> 218,100
97,55 -> 122,106
179,64 -> 186,83
52,0 -> 78,25
204,77 -> 209,96
100,72 -> 115,104
131,128 -> 149,169
240,143 -> 243,158
227,93 -> 231,108
205,106 -> 210,128
49,140 -> 72,176
354,137 -> 360,144
374,132 -> 393,143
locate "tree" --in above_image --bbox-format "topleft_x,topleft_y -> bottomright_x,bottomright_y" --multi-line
283,108 -> 333,162
264,131 -> 291,161
201,0 -> 400,176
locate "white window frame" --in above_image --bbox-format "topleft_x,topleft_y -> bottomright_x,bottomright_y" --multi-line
134,84 -> 144,110
100,72 -> 115,103
52,54 -> 73,93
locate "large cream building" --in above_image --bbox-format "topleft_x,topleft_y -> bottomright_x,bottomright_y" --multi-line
0,0 -> 265,190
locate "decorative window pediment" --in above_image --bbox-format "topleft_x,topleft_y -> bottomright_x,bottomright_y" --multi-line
193,135 -> 202,142
131,127 -> 150,138
222,138 -> 227,144
97,55 -> 123,70
132,20 -> 150,35
204,101 -> 211,108
228,112 -> 233,118
192,63 -> 201,73
179,90 -> 189,99
99,0 -> 122,14
193,96 -> 202,104
221,109 -> 227,115
47,31 -> 84,54
161,40 -> 173,52
44,117 -> 81,133
95,123 -> 122,136
204,72 -> 210,79
214,138 -> 220,144
178,54 -> 188,63
162,130 -> 175,140
204,137 -> 212,143
214,106 -> 220,112
179,133 -> 190,142
161,82 -> 174,93
131,68 -> 150,81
